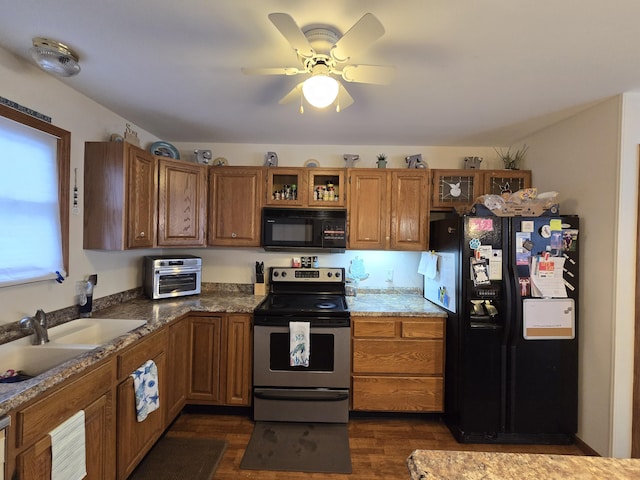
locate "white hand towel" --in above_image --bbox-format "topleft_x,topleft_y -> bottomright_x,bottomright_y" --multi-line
289,321 -> 310,367
49,410 -> 86,480
131,359 -> 160,422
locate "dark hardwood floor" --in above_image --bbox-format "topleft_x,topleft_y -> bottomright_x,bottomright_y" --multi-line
165,410 -> 587,479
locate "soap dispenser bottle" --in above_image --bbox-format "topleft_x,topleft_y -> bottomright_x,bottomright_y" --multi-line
78,274 -> 97,316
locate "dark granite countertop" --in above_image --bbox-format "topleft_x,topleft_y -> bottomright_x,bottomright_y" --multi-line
0,288 -> 444,416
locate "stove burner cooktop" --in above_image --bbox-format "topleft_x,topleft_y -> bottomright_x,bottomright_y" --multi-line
258,294 -> 348,315
316,301 -> 338,309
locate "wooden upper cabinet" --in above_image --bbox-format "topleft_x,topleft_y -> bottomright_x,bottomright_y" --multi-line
347,169 -> 389,250
482,169 -> 531,196
157,158 -> 208,247
84,141 -> 157,250
306,168 -> 346,207
265,167 -> 345,208
265,167 -> 307,206
390,170 -> 430,251
431,169 -> 532,211
208,166 -> 263,247
431,169 -> 482,210
127,146 -> 158,248
348,169 -> 429,251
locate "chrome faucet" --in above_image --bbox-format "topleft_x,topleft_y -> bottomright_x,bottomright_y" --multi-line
19,309 -> 50,345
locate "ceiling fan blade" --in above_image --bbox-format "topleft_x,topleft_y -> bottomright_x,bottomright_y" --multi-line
331,13 -> 385,63
268,13 -> 314,59
336,83 -> 354,111
341,64 -> 396,85
242,67 -> 302,76
278,82 -> 304,104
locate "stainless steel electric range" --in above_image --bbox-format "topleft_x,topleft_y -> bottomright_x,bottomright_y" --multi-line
253,267 -> 350,423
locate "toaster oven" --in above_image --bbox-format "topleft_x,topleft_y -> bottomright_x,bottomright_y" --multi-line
143,255 -> 202,300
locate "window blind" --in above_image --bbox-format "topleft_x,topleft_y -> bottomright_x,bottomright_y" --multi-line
0,115 -> 65,287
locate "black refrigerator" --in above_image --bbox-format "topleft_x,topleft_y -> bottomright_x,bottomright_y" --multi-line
424,210 -> 579,444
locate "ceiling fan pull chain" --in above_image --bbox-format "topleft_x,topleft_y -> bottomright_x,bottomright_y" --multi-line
299,93 -> 304,114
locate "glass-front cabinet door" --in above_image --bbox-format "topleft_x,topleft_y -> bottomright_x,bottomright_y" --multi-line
431,169 -> 482,210
307,168 -> 345,207
483,170 -> 531,197
265,168 -> 306,206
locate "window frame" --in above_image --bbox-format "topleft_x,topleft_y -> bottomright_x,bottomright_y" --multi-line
0,103 -> 70,279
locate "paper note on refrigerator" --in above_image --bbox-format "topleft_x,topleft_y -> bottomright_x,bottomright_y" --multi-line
529,256 -> 567,297
418,251 -> 439,279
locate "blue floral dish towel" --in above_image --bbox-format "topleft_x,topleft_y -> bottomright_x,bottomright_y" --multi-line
131,359 -> 160,422
289,321 -> 310,367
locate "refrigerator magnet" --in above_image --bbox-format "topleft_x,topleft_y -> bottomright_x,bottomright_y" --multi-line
521,220 -> 535,233
539,224 -> 552,238
471,258 -> 491,286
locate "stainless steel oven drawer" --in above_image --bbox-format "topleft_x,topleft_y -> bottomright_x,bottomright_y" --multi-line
253,388 -> 349,423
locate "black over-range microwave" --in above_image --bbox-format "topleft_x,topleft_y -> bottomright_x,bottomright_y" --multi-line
261,207 -> 347,252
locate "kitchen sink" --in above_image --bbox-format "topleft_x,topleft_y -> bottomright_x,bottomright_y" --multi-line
0,318 -> 147,381
0,342 -> 98,379
48,318 -> 147,345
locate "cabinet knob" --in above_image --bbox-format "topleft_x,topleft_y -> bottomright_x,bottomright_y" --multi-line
231,232 -> 237,238
140,231 -> 145,237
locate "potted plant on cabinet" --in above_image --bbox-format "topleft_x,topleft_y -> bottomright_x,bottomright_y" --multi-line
376,153 -> 387,168
495,144 -> 529,170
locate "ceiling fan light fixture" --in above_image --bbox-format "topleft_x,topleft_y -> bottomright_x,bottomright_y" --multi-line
29,37 -> 81,77
302,74 -> 339,108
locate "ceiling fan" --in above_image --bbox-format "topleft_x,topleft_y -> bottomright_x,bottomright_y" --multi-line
242,12 -> 395,112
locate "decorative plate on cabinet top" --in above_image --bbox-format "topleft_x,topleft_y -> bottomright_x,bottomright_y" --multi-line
304,159 -> 320,168
150,141 -> 180,159
212,157 -> 229,166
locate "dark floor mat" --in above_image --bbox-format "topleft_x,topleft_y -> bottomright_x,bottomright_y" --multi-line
129,435 -> 227,480
240,421 -> 351,474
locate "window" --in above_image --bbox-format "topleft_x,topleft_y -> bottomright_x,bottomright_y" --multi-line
0,104 -> 69,287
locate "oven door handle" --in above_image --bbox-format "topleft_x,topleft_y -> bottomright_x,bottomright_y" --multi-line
254,390 -> 349,402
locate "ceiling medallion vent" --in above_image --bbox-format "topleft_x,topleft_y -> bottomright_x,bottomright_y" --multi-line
30,37 -> 81,77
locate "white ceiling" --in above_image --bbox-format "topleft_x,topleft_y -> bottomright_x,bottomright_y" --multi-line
2,0 -> 640,146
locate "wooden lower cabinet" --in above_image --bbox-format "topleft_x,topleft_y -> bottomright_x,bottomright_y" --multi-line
187,313 -> 252,406
166,316 -> 189,423
188,314 -> 224,403
116,329 -> 168,480
351,316 -> 445,412
225,314 -> 252,405
10,358 -> 117,480
6,312 -> 252,480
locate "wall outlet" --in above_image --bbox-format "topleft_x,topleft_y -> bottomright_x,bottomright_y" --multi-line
386,268 -> 394,282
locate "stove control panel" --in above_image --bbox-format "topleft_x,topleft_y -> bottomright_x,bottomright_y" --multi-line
270,267 -> 344,282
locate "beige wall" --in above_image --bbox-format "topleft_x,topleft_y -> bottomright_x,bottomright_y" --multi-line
520,95 -> 633,457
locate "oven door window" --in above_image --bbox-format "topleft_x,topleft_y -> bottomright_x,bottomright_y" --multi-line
269,332 -> 334,371
158,273 -> 198,294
